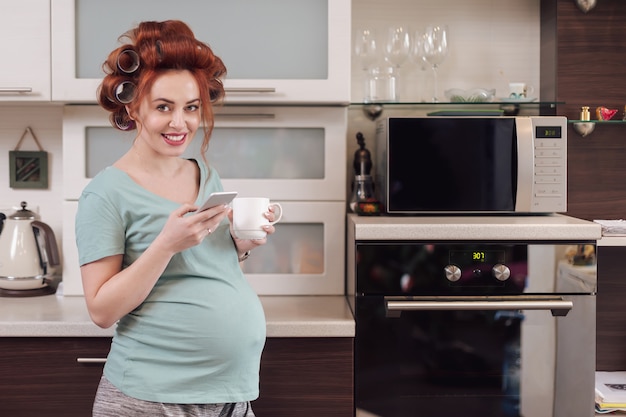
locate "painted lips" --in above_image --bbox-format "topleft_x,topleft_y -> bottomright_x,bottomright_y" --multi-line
163,133 -> 187,146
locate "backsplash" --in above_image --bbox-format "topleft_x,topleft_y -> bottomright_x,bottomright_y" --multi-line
0,106 -> 64,242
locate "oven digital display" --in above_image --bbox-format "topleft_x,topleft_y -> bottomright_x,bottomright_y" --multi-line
450,250 -> 505,266
536,126 -> 562,138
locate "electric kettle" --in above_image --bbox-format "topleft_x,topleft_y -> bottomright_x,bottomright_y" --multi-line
0,202 -> 60,290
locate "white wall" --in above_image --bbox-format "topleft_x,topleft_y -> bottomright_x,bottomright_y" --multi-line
347,0 -> 541,193
0,105 -> 64,243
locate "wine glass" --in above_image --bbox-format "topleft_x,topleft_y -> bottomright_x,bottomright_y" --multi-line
423,25 -> 448,102
409,29 -> 429,101
384,26 -> 411,69
354,28 -> 379,72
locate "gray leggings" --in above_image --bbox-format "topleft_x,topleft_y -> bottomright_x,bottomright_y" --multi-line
93,376 -> 256,417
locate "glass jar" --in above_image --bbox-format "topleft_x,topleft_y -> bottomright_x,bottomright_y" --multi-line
364,66 -> 397,103
350,175 -> 381,215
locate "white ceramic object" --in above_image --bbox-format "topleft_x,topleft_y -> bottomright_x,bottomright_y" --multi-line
0,202 -> 60,290
232,198 -> 283,240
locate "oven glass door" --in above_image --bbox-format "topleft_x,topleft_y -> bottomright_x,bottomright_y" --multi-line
355,296 -> 553,417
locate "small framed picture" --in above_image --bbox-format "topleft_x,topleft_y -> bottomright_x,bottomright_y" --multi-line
9,150 -> 49,189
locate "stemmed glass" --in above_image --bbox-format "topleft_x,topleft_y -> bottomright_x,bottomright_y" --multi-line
384,26 -> 410,69
423,25 -> 448,102
354,28 -> 379,72
409,29 -> 429,101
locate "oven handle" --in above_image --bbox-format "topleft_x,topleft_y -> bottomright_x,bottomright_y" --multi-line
385,296 -> 573,317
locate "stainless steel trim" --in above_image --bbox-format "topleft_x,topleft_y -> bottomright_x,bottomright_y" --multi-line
385,295 -> 573,317
0,87 -> 33,93
0,275 -> 45,280
514,117 -> 534,211
224,87 -> 276,93
76,358 -> 107,364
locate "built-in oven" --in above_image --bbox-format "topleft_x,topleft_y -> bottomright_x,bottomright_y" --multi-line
346,214 -> 602,417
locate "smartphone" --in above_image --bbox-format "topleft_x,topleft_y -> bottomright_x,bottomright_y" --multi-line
197,191 -> 238,212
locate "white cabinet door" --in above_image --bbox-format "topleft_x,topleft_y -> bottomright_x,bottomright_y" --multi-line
62,200 -> 344,295
241,201 -> 345,295
0,0 -> 51,101
51,0 -> 351,104
62,105 -> 347,201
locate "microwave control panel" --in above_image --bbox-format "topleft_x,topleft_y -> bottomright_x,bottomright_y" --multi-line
531,118 -> 567,212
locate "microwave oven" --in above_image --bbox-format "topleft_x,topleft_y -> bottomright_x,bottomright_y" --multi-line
375,116 -> 567,214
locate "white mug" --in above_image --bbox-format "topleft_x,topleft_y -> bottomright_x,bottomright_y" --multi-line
508,82 -> 534,99
232,197 -> 283,240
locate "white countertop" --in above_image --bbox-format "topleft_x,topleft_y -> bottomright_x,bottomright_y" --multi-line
348,213 -> 602,241
0,294 -> 355,338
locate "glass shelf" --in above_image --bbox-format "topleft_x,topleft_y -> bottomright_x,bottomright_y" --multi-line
351,100 -> 564,106
350,101 -> 565,120
568,120 -> 626,124
569,120 -> 626,137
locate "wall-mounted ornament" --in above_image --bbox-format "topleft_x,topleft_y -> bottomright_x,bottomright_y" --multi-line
575,0 -> 597,13
9,127 -> 49,189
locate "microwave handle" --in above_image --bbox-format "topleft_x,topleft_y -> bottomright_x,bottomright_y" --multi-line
385,296 -> 573,317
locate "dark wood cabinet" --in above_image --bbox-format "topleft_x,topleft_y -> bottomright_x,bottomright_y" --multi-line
253,338 -> 354,417
597,246 -> 626,371
0,337 -> 353,417
0,337 -> 110,417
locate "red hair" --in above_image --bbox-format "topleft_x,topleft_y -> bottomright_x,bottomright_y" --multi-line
97,20 -> 226,158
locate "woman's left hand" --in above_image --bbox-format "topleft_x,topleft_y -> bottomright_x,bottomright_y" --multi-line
228,205 -> 278,255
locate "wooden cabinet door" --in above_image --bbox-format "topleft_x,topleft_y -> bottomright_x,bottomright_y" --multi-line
0,337 -> 110,417
0,337 -> 354,416
254,337 -> 354,417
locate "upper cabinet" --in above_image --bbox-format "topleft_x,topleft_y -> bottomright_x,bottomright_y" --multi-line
0,0 -> 51,102
51,0 -> 351,105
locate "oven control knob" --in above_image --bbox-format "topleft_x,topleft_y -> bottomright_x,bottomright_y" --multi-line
492,264 -> 511,281
444,265 -> 462,282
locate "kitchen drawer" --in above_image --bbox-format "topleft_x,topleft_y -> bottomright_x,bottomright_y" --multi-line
51,0 -> 350,104
0,337 -> 110,417
62,105 -> 347,201
62,201 -> 345,296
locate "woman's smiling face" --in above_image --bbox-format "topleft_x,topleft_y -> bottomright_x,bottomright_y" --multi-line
132,70 -> 202,158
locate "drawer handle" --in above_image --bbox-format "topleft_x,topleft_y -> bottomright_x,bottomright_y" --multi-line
224,87 -> 276,94
385,296 -> 573,317
76,358 -> 107,364
215,113 -> 275,119
0,87 -> 33,93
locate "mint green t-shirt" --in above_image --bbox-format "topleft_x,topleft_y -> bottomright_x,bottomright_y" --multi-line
75,160 -> 266,404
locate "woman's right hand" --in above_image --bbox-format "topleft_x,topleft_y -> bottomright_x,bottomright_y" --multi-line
156,203 -> 230,254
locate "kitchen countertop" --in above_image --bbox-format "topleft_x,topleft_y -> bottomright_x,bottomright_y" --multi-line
348,213 -> 602,241
0,293 -> 355,338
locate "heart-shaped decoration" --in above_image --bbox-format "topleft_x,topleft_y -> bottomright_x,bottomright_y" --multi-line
576,0 -> 597,13
596,107 -> 618,120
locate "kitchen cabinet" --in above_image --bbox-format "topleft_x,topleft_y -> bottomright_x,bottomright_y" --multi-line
0,337 -> 353,417
0,0 -> 51,102
61,105 -> 347,202
62,199 -> 346,296
51,0 -> 350,104
60,104 -> 347,296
